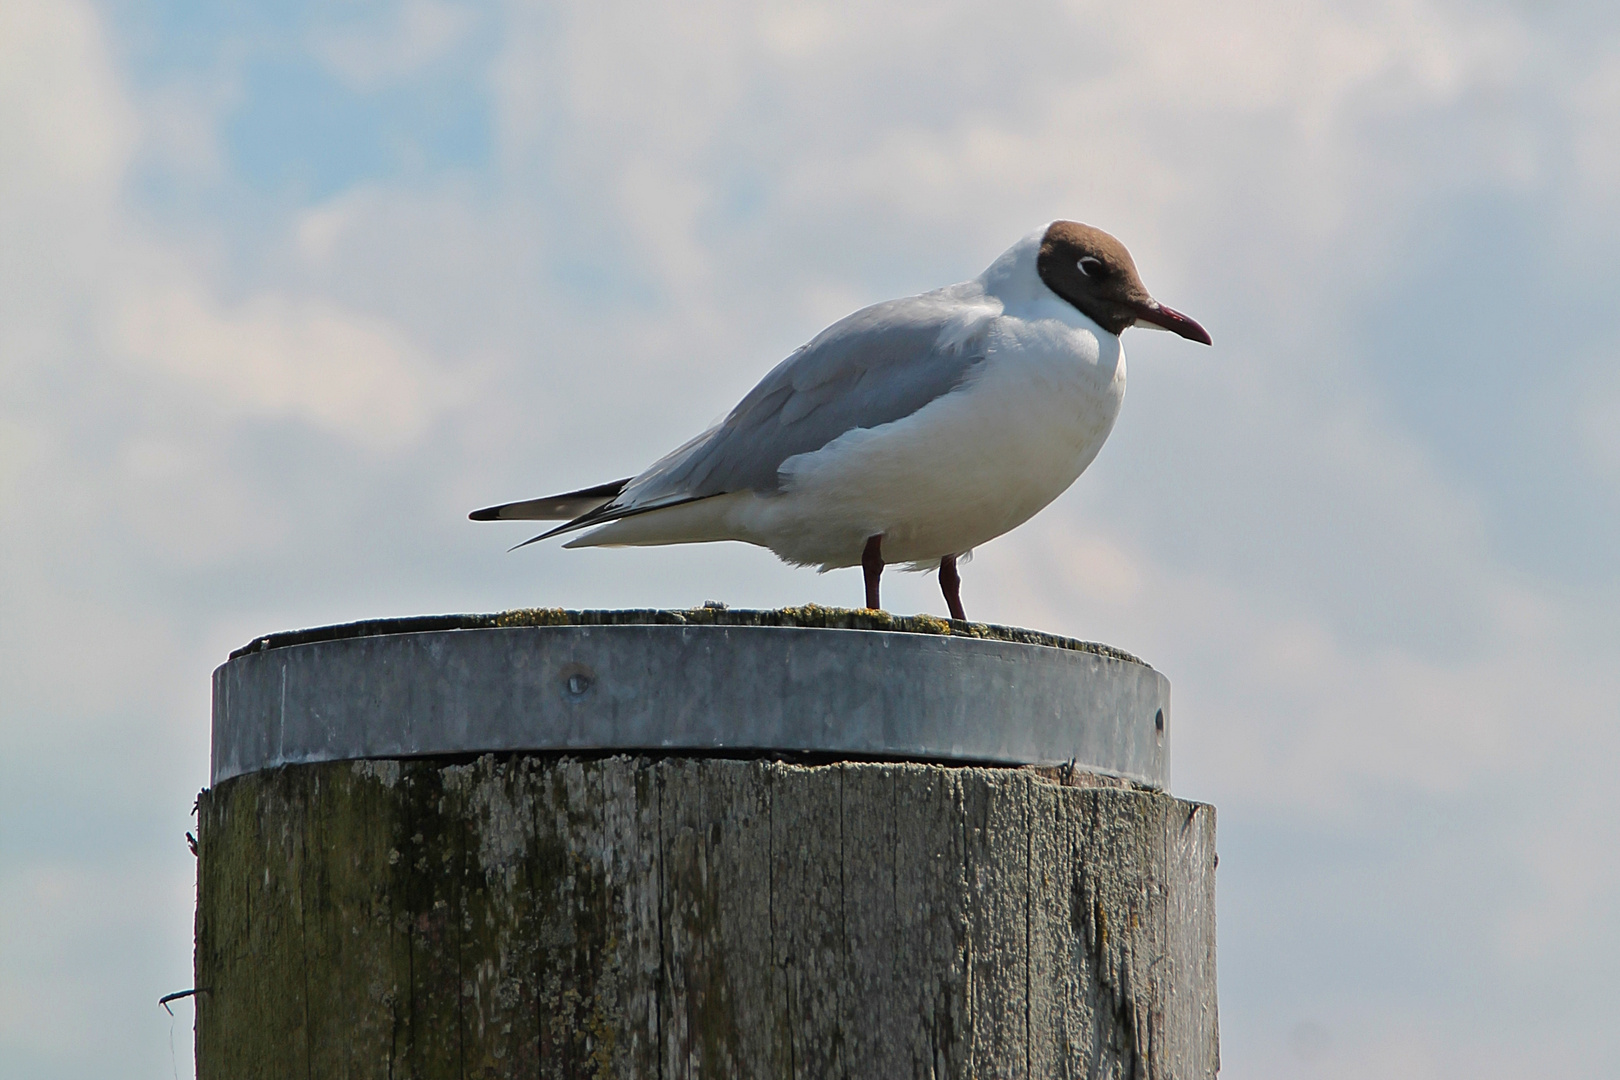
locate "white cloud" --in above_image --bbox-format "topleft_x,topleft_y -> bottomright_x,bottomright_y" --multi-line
112,284 -> 454,452
0,0 -> 133,363
135,78 -> 234,185
1572,45 -> 1620,210
0,0 -> 134,194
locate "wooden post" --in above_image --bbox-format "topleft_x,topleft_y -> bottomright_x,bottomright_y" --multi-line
194,610 -> 1217,1078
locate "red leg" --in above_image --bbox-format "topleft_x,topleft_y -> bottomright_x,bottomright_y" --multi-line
939,555 -> 966,621
862,535 -> 884,610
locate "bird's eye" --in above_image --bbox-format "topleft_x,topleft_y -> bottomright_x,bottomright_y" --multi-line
1076,256 -> 1105,278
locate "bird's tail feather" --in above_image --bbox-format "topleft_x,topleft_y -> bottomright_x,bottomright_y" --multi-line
513,493 -> 717,550
468,478 -> 632,522
559,493 -> 748,549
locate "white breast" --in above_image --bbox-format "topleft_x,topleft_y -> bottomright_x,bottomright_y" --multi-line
741,310 -> 1127,569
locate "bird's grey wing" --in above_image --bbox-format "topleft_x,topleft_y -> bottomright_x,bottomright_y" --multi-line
519,290 -> 996,546
621,290 -> 995,506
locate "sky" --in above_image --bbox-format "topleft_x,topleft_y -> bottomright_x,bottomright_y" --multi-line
2,0 -> 1619,1075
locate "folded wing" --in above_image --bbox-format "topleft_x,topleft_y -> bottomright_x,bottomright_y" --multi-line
489,287 -> 998,546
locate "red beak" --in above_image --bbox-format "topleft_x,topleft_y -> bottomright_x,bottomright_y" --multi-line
1133,301 -> 1212,346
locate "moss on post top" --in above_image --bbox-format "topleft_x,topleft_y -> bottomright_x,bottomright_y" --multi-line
230,605 -> 1147,666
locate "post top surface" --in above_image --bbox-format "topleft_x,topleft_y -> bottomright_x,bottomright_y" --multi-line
230,605 -> 1148,666
212,608 -> 1171,789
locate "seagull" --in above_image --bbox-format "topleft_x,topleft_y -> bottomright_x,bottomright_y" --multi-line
472,221 -> 1210,620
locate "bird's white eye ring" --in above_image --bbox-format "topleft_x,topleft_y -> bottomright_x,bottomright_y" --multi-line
1077,256 -> 1103,277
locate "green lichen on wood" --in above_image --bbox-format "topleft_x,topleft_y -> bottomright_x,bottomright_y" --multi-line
195,757 -> 1215,1079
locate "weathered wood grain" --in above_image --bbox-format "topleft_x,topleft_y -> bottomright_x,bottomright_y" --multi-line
196,756 -> 1216,1079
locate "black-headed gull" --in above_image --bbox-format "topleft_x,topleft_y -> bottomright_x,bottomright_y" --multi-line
472,221 -> 1210,619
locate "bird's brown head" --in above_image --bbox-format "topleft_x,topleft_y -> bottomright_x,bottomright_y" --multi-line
1035,221 -> 1211,345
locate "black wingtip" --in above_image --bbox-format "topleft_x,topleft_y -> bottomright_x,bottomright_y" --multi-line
506,517 -> 585,552
469,479 -> 635,524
